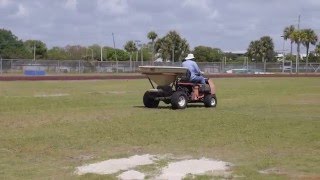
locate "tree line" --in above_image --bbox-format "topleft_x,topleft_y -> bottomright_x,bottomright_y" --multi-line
1,28 -> 320,63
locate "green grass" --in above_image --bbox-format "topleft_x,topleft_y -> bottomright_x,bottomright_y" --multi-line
0,78 -> 319,179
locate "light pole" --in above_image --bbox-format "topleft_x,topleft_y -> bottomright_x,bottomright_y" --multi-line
296,15 -> 301,74
100,46 -> 103,61
141,45 -> 144,65
33,43 -> 36,61
0,55 -> 2,75
281,35 -> 286,73
135,40 -> 141,63
112,33 -> 118,73
172,45 -> 175,65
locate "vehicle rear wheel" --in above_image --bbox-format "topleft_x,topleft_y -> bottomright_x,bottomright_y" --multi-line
171,91 -> 187,109
143,91 -> 159,108
204,94 -> 217,107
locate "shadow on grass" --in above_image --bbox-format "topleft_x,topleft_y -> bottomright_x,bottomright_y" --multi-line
133,104 -> 211,110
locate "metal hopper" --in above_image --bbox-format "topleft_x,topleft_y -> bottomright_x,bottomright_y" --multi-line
139,66 -> 188,86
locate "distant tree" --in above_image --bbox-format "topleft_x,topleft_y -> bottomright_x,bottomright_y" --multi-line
283,25 -> 295,55
47,47 -> 69,60
147,31 -> 158,64
124,40 -> 137,69
24,40 -> 48,59
65,45 -> 86,60
193,46 -> 223,62
301,29 -> 318,67
247,36 -> 274,71
259,36 -> 274,61
0,29 -> 29,59
247,40 -> 261,61
155,31 -> 190,62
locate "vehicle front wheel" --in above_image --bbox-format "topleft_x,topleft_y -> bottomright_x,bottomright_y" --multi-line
204,94 -> 217,107
143,91 -> 159,108
171,91 -> 188,109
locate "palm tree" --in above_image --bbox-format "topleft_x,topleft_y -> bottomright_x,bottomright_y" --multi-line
247,40 -> 261,61
147,31 -> 158,64
124,40 -> 137,70
301,29 -> 318,69
259,36 -> 274,72
290,30 -> 304,73
283,25 -> 295,55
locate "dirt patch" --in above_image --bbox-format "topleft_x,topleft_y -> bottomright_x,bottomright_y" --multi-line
117,170 -> 145,180
34,93 -> 69,97
158,158 -> 231,179
75,154 -> 231,179
75,154 -> 155,175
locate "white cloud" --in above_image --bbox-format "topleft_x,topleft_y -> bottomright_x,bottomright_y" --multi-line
11,4 -> 29,18
65,0 -> 77,10
208,10 -> 219,19
97,0 -> 128,15
182,0 -> 219,19
0,0 -> 10,7
182,0 -> 211,12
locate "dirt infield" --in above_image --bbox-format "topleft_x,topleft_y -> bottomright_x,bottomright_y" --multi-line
0,73 -> 320,81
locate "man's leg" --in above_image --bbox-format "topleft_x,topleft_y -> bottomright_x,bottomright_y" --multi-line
192,76 -> 206,84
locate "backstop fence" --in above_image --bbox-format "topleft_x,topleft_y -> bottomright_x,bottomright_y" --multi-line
0,59 -> 319,75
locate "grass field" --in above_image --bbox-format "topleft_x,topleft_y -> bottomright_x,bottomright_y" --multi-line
0,78 -> 319,179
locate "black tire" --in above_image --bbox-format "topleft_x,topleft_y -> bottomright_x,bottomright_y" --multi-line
171,91 -> 188,109
204,94 -> 217,107
143,91 -> 159,108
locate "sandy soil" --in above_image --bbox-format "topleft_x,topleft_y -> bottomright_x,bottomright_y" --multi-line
76,154 -> 155,175
75,154 -> 231,180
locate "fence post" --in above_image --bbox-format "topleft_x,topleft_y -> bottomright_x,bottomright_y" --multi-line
78,60 -> 81,74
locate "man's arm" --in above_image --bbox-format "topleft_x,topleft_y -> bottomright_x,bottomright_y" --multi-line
193,62 -> 202,75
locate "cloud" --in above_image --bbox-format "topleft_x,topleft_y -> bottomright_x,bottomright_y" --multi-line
0,0 -> 10,7
97,0 -> 128,15
65,0 -> 77,10
0,0 -> 319,52
11,4 -> 29,18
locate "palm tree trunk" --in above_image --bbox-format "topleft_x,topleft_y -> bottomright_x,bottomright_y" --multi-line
290,41 -> 293,55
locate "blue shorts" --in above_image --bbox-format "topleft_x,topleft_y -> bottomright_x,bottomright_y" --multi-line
191,76 -> 206,84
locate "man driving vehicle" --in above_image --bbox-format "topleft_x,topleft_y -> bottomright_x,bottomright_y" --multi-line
182,53 -> 206,84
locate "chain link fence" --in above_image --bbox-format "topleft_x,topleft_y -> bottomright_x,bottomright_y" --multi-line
0,59 -> 319,75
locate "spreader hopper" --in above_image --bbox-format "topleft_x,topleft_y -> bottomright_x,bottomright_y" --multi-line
139,66 -> 188,86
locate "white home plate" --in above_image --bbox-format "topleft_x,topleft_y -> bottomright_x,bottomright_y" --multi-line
157,158 -> 230,180
75,154 -> 155,175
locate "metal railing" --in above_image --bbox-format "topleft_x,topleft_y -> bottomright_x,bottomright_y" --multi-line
0,59 -> 319,74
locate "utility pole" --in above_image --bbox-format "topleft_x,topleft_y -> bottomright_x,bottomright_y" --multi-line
296,15 -> 301,74
112,33 -> 118,73
172,45 -> 174,65
33,43 -> 36,61
135,40 -> 141,63
0,56 -> 2,75
100,46 -> 103,61
141,45 -> 143,65
281,35 -> 286,73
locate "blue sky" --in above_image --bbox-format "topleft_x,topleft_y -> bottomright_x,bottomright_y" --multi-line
0,0 -> 319,52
